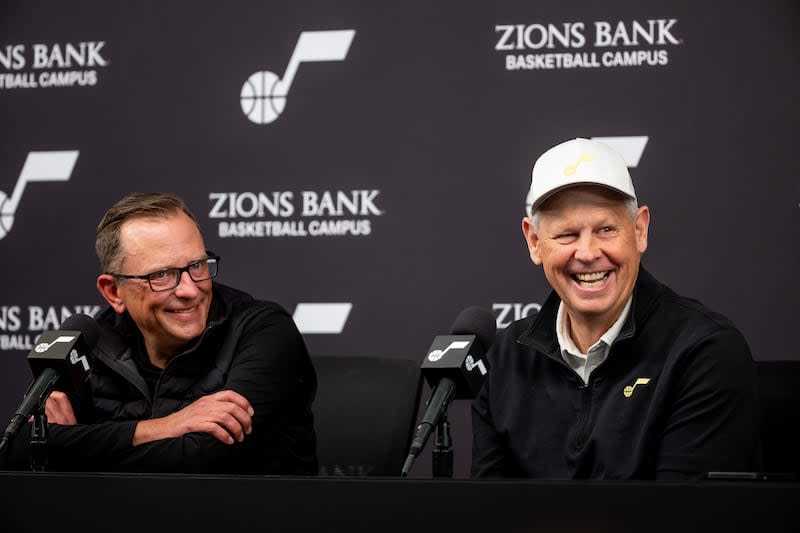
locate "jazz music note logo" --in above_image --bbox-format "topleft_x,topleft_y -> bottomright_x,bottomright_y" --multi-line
465,355 -> 487,376
34,335 -> 77,353
240,29 -> 356,124
0,151 -> 79,240
69,349 -> 90,372
427,341 -> 470,362
623,377 -> 651,398
563,153 -> 595,176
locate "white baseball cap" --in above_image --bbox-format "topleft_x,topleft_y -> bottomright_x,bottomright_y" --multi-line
525,137 -> 637,217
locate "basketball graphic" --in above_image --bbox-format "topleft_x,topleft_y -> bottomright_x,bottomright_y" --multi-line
0,150 -> 79,240
239,30 -> 355,125
0,190 -> 13,239
240,71 -> 287,125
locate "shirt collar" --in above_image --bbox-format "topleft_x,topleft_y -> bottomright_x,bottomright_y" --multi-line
556,295 -> 634,357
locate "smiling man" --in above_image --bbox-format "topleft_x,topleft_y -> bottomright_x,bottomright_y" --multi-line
4,192 -> 318,475
471,138 -> 761,479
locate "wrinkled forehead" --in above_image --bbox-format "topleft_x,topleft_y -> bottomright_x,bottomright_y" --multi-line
117,213 -> 205,268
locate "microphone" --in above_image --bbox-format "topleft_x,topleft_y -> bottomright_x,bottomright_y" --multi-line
0,313 -> 99,457
400,306 -> 495,476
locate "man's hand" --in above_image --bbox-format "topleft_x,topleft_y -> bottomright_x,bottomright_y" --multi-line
43,391 -> 78,425
133,390 -> 254,446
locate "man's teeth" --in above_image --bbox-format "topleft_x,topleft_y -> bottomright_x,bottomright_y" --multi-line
574,272 -> 608,283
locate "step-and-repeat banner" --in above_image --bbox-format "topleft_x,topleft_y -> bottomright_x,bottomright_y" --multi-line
1,1 -> 797,477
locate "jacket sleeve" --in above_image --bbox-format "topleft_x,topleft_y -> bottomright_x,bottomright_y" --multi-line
3,306 -> 317,475
470,347 -> 517,478
3,420 -> 139,471
655,328 -> 762,479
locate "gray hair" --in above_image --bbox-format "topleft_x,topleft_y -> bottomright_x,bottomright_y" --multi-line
528,196 -> 639,231
95,192 -> 201,273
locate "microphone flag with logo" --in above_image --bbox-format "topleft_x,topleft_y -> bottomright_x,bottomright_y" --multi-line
0,313 -> 99,457
400,306 -> 495,476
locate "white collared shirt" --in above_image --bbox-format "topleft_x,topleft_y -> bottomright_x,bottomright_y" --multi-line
555,296 -> 633,384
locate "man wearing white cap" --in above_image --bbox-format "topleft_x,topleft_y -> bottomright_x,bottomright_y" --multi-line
471,137 -> 761,479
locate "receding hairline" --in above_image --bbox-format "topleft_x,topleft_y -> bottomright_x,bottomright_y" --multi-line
529,185 -> 639,229
95,192 -> 201,273
113,211 -> 204,270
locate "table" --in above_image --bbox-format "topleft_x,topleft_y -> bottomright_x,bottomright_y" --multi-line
1,472 -> 797,532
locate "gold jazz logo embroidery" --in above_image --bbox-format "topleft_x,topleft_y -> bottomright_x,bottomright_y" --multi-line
623,377 -> 651,398
563,153 -> 595,176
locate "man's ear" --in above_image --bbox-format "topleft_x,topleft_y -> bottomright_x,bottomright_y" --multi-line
97,274 -> 126,314
521,217 -> 543,265
634,205 -> 650,253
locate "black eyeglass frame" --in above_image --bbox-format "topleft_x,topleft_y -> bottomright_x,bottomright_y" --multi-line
108,251 -> 221,292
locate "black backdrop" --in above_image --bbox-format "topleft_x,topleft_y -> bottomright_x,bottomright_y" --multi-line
1,0 -> 798,478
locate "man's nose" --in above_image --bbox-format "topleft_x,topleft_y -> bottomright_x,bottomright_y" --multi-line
174,270 -> 200,295
573,233 -> 600,262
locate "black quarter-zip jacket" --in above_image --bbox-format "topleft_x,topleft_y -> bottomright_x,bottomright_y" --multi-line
471,267 -> 762,479
4,283 -> 318,475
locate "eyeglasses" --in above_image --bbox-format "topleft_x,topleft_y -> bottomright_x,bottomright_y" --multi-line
109,252 -> 220,292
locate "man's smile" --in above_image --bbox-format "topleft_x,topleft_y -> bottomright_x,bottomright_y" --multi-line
572,270 -> 611,288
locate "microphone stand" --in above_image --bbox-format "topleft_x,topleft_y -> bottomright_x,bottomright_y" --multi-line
30,410 -> 48,472
431,412 -> 453,478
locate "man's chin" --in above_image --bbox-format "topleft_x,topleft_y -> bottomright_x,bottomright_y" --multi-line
566,298 -> 617,319
164,322 -> 205,343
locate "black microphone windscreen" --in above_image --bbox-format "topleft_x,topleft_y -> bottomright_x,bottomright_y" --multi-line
59,313 -> 100,350
448,306 -> 496,352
